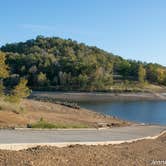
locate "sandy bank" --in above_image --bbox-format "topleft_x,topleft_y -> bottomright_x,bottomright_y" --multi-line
0,99 -> 129,129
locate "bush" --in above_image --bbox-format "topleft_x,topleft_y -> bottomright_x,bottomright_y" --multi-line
27,118 -> 57,129
0,98 -> 24,113
12,78 -> 31,103
4,95 -> 19,103
27,118 -> 88,129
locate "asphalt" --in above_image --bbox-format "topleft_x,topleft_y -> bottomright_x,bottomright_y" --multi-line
0,125 -> 165,150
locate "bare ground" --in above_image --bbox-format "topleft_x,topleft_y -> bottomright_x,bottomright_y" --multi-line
0,133 -> 165,166
0,99 -> 129,128
31,91 -> 166,102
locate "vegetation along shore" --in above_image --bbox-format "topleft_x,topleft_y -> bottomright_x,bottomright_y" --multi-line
1,36 -> 166,92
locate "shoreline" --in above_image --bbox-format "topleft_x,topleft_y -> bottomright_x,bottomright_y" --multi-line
0,99 -> 130,129
31,91 -> 166,102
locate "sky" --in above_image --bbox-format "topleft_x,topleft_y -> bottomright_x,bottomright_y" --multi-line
1,0 -> 166,66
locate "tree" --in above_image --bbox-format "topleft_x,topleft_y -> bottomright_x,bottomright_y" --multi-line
3,36 -> 166,90
12,78 -> 31,102
0,52 -> 9,79
59,71 -> 68,86
138,64 -> 146,84
146,64 -> 158,83
77,74 -> 88,88
0,81 -> 4,96
37,72 -> 48,86
157,68 -> 165,84
0,52 -> 30,103
0,52 -> 9,96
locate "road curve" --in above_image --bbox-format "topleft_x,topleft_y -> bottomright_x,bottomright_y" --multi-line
0,125 -> 165,150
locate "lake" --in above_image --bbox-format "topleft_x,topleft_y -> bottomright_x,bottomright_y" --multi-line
80,101 -> 166,125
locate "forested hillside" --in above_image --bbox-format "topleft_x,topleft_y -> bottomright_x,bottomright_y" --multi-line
1,36 -> 166,91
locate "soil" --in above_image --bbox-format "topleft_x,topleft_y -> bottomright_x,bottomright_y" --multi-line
0,99 -> 129,128
31,91 -> 166,102
0,133 -> 165,166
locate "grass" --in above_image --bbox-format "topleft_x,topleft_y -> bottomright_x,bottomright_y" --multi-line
27,118 -> 88,129
0,97 -> 25,114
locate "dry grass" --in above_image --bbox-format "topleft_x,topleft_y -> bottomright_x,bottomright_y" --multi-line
0,98 -> 24,113
0,98 -> 129,128
143,83 -> 166,92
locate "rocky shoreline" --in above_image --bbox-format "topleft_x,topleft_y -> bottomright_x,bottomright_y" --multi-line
31,91 -> 166,102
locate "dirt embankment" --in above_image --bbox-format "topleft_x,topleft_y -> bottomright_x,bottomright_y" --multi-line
0,99 -> 129,128
31,91 -> 166,102
0,133 -> 165,166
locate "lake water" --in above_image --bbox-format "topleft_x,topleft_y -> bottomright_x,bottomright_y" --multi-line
80,101 -> 166,125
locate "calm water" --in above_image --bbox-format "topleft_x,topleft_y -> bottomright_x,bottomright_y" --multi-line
80,101 -> 166,125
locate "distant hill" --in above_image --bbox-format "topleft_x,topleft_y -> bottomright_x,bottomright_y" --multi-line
1,36 -> 166,91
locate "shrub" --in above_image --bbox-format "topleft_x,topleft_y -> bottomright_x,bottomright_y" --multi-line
0,81 -> 5,97
12,78 -> 31,103
27,118 -> 56,129
27,118 -> 88,129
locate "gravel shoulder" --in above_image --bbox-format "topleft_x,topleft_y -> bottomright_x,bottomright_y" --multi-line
0,131 -> 166,166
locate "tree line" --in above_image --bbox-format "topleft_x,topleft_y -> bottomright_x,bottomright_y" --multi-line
1,36 -> 166,91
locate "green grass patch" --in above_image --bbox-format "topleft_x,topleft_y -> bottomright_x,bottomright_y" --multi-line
27,118 -> 88,129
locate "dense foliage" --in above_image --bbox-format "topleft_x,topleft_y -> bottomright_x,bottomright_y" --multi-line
0,52 -> 30,103
1,36 -> 166,91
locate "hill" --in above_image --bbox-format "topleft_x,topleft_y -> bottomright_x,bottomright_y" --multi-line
1,36 -> 166,91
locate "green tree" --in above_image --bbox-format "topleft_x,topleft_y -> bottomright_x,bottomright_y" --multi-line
12,78 -> 31,102
3,36 -> 166,89
138,64 -> 146,84
0,52 -> 9,96
77,74 -> 88,88
0,81 -> 5,96
59,71 -> 68,86
0,52 -> 9,79
37,72 -> 48,86
146,64 -> 158,83
157,68 -> 165,84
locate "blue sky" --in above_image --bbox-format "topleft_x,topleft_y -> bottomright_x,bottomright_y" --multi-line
1,0 -> 166,65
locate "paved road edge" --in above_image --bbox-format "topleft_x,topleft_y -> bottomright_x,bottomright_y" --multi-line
0,130 -> 165,151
